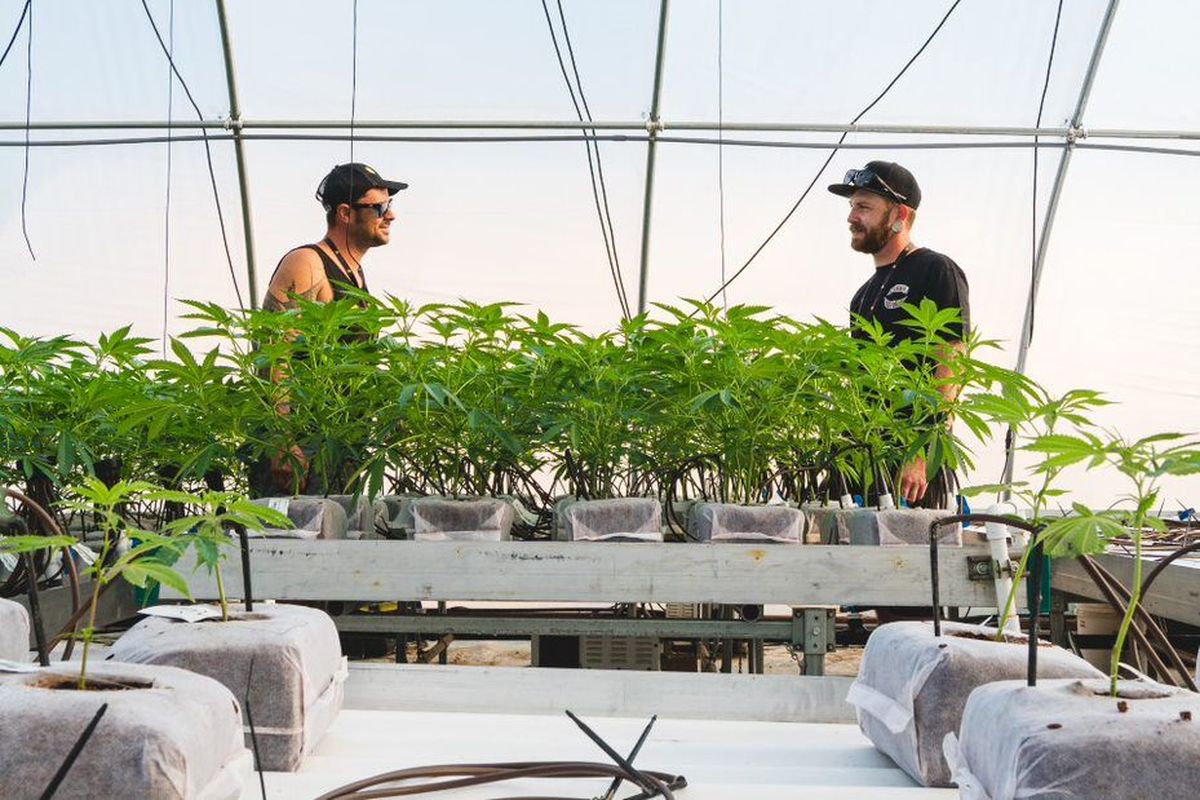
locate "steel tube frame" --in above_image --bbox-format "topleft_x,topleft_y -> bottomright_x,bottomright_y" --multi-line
215,0 -> 259,309
5,118 -> 1200,141
1003,0 -> 1121,486
636,0 -> 671,316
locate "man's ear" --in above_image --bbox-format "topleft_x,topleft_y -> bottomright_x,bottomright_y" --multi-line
336,204 -> 352,225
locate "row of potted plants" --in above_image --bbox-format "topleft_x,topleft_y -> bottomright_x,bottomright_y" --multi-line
2,295 -> 1021,533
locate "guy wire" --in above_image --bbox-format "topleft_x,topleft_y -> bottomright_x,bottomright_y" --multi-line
699,0 -> 965,308
139,0 -> 245,309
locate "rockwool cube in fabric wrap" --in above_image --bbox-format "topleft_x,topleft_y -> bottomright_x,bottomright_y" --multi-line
322,494 -> 389,538
109,602 -> 346,772
561,498 -> 663,542
846,621 -> 1103,787
877,509 -> 962,546
688,502 -> 805,543
805,507 -> 878,544
251,496 -> 348,539
0,661 -> 251,800
411,497 -> 515,541
947,678 -> 1200,800
0,597 -> 31,661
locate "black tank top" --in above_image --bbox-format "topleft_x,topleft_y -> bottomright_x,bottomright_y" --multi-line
265,241 -> 369,307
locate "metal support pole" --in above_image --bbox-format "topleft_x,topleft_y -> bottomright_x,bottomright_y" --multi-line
1004,0 -> 1120,485
636,0 -> 670,316
215,0 -> 259,309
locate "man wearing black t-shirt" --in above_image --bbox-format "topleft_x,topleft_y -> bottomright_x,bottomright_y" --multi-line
828,161 -> 970,507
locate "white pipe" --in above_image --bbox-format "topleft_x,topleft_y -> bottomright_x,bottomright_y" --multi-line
986,502 -> 1020,632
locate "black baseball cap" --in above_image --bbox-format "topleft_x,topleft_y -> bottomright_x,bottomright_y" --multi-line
828,160 -> 921,209
316,163 -> 408,210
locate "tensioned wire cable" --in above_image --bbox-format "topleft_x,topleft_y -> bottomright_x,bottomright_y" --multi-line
20,0 -> 35,260
999,0 -> 1065,492
1027,0 -> 1065,354
717,0 -> 727,310
698,0 -> 965,308
161,0 -> 176,356
556,0 -> 633,320
138,0 -> 245,310
539,0 -> 631,320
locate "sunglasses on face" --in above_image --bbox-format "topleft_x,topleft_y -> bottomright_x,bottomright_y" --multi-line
842,169 -> 907,203
348,197 -> 393,218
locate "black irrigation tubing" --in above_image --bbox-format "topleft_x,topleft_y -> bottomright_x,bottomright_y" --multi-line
39,703 -> 108,800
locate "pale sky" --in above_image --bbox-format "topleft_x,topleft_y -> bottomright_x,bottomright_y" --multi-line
1,0 -> 1198,506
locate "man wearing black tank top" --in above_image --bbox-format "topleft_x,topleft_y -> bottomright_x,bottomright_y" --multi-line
255,163 -> 406,495
263,162 -> 407,311
828,161 -> 969,508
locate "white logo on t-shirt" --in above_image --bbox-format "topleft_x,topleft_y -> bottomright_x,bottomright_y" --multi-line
883,283 -> 910,310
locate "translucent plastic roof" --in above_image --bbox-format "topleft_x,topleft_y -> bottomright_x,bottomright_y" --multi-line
1,0 -> 1197,504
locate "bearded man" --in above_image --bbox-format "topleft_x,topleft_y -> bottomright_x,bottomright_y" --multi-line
828,161 -> 970,507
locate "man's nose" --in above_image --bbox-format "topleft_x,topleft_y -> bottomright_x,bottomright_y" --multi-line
384,207 -> 396,221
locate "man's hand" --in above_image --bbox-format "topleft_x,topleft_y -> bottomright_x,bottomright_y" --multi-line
897,456 -> 928,506
270,445 -> 308,494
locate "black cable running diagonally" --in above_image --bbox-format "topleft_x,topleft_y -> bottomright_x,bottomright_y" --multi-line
555,0 -> 632,316
539,0 -> 631,320
138,0 -> 245,309
19,0 -> 34,259
700,0 -> 964,307
1026,0 -> 1065,349
0,0 -> 31,70
998,0 -> 1065,490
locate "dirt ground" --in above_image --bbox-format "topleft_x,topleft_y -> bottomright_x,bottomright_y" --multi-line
388,640 -> 864,676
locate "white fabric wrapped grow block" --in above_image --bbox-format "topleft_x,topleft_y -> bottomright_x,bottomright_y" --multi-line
109,602 -> 346,772
250,497 -> 347,539
804,508 -> 961,546
323,494 -> 389,539
846,621 -> 1103,787
0,661 -> 251,800
688,502 -> 805,543
877,509 -> 962,546
805,507 -> 878,544
411,497 -> 515,542
0,597 -> 30,662
949,678 -> 1200,800
561,498 -> 663,542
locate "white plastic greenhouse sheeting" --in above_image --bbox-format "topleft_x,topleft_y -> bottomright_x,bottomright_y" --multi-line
242,664 -> 953,799
1,1 -> 1198,505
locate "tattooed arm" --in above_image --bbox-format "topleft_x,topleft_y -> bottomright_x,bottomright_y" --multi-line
262,248 -> 329,491
263,248 -> 329,311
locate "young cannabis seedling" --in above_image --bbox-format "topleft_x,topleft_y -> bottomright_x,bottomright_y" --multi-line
154,491 -> 292,621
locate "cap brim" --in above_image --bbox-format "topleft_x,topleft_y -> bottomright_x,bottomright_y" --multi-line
827,183 -> 855,197
379,178 -> 408,194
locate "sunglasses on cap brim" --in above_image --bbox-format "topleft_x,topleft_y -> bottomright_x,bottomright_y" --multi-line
841,168 -> 907,203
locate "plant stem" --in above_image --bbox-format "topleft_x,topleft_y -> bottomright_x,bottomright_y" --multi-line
214,561 -> 229,621
78,575 -> 103,691
1109,521 -> 1144,696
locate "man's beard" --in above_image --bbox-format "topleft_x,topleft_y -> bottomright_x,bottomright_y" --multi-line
850,221 -> 892,254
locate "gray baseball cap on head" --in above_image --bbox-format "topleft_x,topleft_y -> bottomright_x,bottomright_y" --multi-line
316,163 -> 408,210
827,160 -> 921,208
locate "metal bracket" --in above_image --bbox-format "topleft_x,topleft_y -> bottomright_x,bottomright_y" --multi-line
790,607 -> 835,676
967,555 -> 1019,582
966,555 -> 994,581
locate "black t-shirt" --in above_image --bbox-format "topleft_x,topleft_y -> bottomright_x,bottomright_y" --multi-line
849,247 -> 970,342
